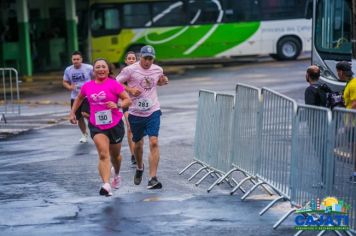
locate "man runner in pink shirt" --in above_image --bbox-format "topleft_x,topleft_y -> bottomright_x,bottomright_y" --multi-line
116,45 -> 168,189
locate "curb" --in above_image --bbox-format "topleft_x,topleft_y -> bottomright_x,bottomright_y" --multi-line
0,100 -> 69,106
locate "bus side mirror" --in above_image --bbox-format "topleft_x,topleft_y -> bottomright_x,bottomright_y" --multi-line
305,0 -> 313,19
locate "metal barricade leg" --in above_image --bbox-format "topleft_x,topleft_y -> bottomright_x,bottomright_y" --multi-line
345,230 -> 354,236
249,177 -> 274,196
273,208 -> 296,229
179,160 -> 202,175
240,181 -> 265,200
259,195 -> 286,216
188,166 -> 208,181
195,170 -> 215,186
230,176 -> 253,195
217,167 -> 240,185
207,167 -> 239,193
293,230 -> 304,236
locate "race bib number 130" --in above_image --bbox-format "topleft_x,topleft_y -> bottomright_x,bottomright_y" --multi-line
95,110 -> 113,125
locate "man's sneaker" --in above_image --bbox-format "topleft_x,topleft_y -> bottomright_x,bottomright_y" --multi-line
134,165 -> 144,185
111,175 -> 121,189
99,183 -> 112,196
79,133 -> 88,143
131,155 -> 137,166
147,176 -> 162,189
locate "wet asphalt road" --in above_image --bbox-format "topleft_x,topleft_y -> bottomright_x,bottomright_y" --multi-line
0,59 -> 329,236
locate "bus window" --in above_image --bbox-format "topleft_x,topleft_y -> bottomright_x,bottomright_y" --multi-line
188,0 -> 222,25
151,1 -> 186,27
221,0 -> 259,22
315,0 -> 351,55
122,3 -> 151,28
91,6 -> 120,36
259,0 -> 306,20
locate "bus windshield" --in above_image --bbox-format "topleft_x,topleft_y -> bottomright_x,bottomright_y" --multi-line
315,0 -> 352,59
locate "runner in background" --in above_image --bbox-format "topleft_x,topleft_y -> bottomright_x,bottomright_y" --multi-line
70,58 -> 131,196
63,51 -> 93,143
122,51 -> 138,166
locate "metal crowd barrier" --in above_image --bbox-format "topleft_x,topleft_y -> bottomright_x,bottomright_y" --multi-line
291,105 -> 331,207
330,108 -> 356,234
179,90 -> 216,178
194,93 -> 237,187
241,88 -> 297,206
0,68 -> 20,122
180,84 -> 356,233
179,90 -> 244,191
207,84 -> 272,195
273,105 -> 332,230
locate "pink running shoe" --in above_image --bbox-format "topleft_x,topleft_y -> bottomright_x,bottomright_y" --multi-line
111,175 -> 121,189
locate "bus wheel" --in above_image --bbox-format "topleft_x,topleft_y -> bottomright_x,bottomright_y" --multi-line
276,37 -> 301,60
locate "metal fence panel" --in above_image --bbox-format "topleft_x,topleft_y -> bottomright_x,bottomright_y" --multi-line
330,108 -> 356,232
232,84 -> 262,176
290,105 -> 331,208
210,93 -> 235,173
0,68 -> 20,116
194,90 -> 216,165
258,88 -> 297,197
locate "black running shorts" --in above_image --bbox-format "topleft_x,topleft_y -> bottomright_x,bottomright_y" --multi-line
88,120 -> 125,144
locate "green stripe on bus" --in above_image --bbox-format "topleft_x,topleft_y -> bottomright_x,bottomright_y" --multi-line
134,22 -> 260,59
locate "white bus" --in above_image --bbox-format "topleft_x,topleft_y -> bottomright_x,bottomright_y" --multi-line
89,0 -> 312,64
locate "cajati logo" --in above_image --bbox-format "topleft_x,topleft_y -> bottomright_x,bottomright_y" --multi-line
294,197 -> 350,230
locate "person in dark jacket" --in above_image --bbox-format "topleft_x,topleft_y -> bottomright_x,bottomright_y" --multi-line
304,65 -> 326,106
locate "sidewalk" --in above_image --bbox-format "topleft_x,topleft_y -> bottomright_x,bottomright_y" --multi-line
0,90 -> 69,139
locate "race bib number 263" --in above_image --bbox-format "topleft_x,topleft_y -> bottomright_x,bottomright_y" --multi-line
137,98 -> 153,111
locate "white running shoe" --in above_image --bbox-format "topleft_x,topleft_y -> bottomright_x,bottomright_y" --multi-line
99,183 -> 112,196
111,167 -> 121,189
112,175 -> 121,189
79,133 -> 88,143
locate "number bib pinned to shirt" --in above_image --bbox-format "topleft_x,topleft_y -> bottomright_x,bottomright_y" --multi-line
95,110 -> 113,125
137,98 -> 153,111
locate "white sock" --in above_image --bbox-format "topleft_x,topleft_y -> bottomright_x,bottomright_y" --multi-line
103,183 -> 111,189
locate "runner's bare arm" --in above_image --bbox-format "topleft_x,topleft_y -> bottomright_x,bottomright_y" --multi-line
121,84 -> 141,96
69,94 -> 85,124
118,91 -> 132,109
157,75 -> 168,86
63,80 -> 75,91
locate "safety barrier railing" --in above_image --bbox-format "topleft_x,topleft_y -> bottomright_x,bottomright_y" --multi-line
0,68 -> 20,123
290,105 -> 331,206
241,88 -> 297,207
329,108 -> 356,234
207,84 -> 271,195
194,93 -> 237,187
179,90 -> 216,179
273,105 -> 332,231
180,84 -> 356,233
180,90 -> 243,191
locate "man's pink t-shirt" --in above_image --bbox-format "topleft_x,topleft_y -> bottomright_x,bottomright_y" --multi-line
80,78 -> 125,130
116,62 -> 163,117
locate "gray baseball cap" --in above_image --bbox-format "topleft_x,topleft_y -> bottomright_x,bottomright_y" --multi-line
140,45 -> 155,58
